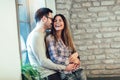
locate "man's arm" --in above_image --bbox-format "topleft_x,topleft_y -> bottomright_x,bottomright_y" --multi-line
30,32 -> 66,71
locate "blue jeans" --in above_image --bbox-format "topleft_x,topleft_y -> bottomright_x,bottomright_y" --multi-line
60,68 -> 87,80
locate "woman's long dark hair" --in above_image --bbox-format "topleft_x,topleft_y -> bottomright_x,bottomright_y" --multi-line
51,14 -> 76,53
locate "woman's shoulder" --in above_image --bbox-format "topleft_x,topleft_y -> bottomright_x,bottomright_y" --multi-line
46,34 -> 55,41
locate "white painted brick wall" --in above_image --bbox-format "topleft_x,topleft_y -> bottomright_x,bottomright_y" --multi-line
55,0 -> 120,77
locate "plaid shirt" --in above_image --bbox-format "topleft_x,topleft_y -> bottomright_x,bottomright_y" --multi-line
46,35 -> 80,74
47,35 -> 72,66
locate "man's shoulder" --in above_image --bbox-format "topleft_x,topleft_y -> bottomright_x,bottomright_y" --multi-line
27,31 -> 44,42
30,31 -> 44,38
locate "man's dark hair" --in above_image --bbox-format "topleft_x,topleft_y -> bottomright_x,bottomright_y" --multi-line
35,7 -> 53,23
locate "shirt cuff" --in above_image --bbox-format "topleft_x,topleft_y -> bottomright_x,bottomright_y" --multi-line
65,58 -> 69,65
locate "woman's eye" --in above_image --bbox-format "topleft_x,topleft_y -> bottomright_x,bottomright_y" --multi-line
59,19 -> 63,21
54,20 -> 57,22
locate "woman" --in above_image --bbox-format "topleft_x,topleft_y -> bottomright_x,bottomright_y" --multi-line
46,14 -> 87,80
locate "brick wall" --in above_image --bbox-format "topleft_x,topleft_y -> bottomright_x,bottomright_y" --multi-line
55,0 -> 120,77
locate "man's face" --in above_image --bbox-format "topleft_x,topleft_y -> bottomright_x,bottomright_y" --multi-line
44,12 -> 53,29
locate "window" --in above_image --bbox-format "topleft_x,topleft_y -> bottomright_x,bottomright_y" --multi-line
16,0 -> 30,65
16,0 -> 56,65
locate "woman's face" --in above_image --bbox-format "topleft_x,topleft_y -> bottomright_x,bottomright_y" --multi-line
53,16 -> 64,31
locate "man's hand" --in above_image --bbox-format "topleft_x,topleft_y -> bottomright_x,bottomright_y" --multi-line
65,64 -> 75,71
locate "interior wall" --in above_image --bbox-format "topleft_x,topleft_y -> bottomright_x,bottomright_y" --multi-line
0,0 -> 21,80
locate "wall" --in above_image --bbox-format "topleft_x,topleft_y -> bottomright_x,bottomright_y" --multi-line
55,0 -> 120,77
0,0 -> 21,80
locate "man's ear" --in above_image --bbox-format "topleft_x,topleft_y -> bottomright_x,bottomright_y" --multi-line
42,16 -> 47,22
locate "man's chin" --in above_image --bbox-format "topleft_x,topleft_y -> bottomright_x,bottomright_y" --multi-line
47,26 -> 51,30
48,26 -> 52,29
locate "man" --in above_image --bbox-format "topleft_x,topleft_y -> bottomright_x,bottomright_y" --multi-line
26,8 -> 75,80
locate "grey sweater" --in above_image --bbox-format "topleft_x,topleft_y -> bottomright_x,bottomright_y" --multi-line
26,30 -> 66,78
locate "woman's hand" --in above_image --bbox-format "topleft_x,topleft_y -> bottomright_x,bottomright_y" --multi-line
72,58 -> 80,70
65,58 -> 80,71
69,52 -> 79,62
73,58 -> 80,65
71,52 -> 79,58
66,52 -> 80,71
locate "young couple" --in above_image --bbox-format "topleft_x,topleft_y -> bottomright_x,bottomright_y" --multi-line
26,7 -> 87,80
